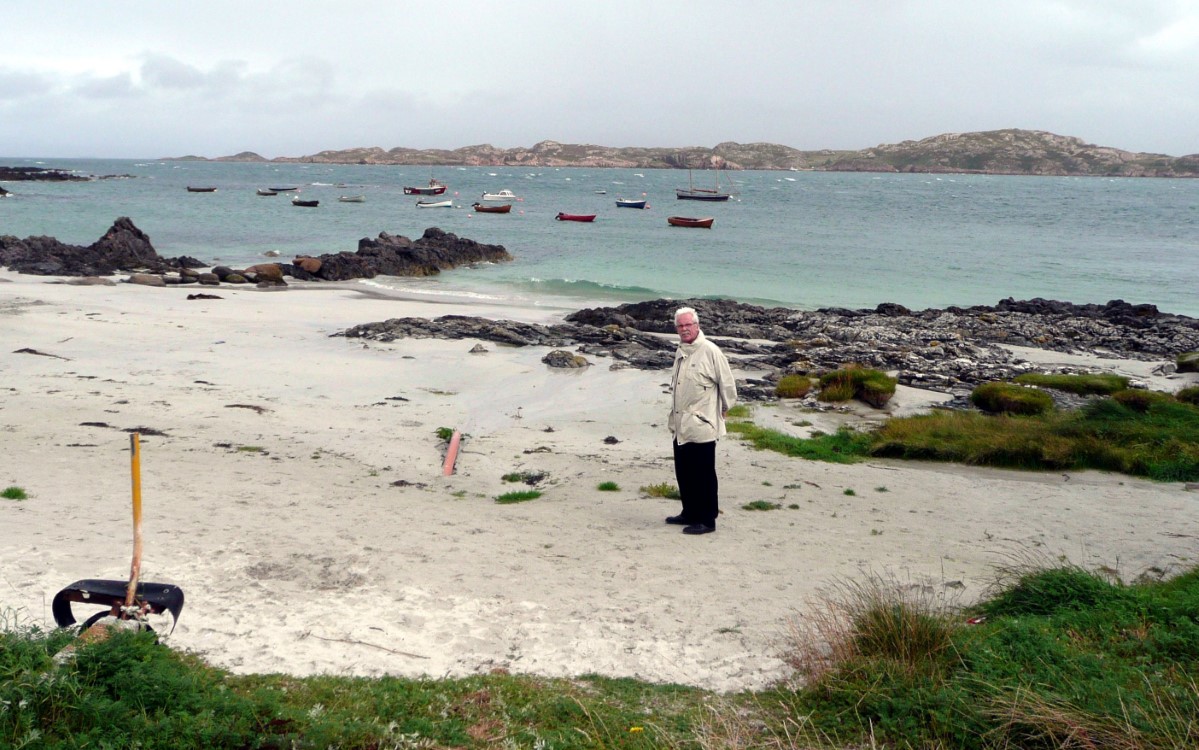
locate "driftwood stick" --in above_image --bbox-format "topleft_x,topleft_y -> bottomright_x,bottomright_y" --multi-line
302,631 -> 430,660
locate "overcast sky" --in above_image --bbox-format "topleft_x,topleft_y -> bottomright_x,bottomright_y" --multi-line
3,1 -> 1197,159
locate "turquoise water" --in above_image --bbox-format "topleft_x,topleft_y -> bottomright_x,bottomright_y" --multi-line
3,157 -> 1198,315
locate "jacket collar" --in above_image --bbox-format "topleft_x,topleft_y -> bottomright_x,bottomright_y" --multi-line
677,330 -> 707,354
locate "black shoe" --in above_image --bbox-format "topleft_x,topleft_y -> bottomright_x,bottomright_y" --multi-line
682,524 -> 715,535
665,515 -> 690,525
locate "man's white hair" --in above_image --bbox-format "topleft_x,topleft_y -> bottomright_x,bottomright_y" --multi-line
674,306 -> 699,325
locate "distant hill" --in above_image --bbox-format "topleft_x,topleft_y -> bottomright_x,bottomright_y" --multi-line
172,130 -> 1199,177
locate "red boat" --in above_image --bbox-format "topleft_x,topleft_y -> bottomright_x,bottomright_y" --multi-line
403,178 -> 447,196
472,202 -> 512,214
555,212 -> 596,222
667,216 -> 714,228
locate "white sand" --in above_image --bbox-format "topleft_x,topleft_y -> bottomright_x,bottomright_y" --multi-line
2,270 -> 1197,692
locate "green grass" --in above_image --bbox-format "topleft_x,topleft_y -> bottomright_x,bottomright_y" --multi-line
495,490 -> 542,504
872,396 -> 1199,480
8,561 -> 1196,749
1,486 -> 27,500
741,500 -> 781,511
639,483 -> 680,500
970,381 -> 1055,415
1013,372 -> 1130,395
596,481 -> 620,492
726,421 -> 871,464
501,471 -> 546,485
775,373 -> 813,399
729,391 -> 1199,482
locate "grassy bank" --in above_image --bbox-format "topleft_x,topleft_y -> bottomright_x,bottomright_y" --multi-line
5,560 -> 1198,748
729,389 -> 1199,482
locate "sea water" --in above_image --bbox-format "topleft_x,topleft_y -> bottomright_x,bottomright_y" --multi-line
2,157 -> 1197,316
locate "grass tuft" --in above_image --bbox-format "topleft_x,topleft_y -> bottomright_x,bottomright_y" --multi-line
741,500 -> 781,511
970,381 -> 1055,415
495,490 -> 542,504
775,374 -> 813,399
2,486 -> 27,500
596,481 -> 620,492
640,483 -> 680,500
1014,372 -> 1130,395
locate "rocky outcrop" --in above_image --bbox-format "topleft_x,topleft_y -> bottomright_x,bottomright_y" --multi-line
0,218 -> 205,276
338,297 -> 1199,403
0,221 -> 512,283
281,228 -> 512,281
0,166 -> 91,182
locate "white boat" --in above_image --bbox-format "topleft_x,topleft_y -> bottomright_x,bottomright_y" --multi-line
338,195 -> 365,203
480,189 -> 519,201
415,199 -> 453,208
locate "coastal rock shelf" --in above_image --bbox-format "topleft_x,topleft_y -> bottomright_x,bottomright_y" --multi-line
339,297 -> 1199,403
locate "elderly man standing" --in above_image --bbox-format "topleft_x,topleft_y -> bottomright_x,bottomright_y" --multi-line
667,306 -> 737,535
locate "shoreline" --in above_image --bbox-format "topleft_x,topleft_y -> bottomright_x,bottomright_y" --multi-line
3,270 -> 1198,692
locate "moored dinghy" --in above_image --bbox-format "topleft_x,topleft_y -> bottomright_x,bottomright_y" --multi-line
667,216 -> 714,228
555,212 -> 596,222
291,197 -> 320,207
616,198 -> 648,209
472,202 -> 512,213
416,199 -> 453,208
338,195 -> 366,203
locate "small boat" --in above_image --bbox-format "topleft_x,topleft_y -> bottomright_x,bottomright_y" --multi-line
338,195 -> 366,203
480,189 -> 519,201
555,212 -> 596,222
594,189 -> 607,195
676,168 -> 731,201
256,188 -> 278,196
472,202 -> 512,214
615,198 -> 648,209
667,216 -> 714,228
270,186 -> 300,192
404,175 -> 447,195
416,199 -> 453,208
291,197 -> 320,207
186,186 -> 217,193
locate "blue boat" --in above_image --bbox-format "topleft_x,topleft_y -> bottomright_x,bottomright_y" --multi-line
615,198 -> 648,209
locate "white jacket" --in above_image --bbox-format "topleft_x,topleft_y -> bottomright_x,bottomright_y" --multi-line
669,331 -> 737,445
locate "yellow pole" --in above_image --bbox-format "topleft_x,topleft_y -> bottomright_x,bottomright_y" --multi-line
125,433 -> 143,610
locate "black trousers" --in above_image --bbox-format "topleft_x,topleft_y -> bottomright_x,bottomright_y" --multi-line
673,439 -> 718,527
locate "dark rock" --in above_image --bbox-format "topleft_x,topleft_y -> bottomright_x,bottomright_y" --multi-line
542,350 -> 591,368
311,228 -> 512,281
0,217 -> 178,276
126,273 -> 165,287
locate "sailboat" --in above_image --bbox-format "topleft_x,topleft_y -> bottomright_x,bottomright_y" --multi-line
676,167 -> 731,201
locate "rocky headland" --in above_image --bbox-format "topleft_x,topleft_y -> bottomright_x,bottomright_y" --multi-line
174,129 -> 1199,178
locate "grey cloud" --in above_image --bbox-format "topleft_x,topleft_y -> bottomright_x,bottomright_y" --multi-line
0,68 -> 53,99
76,72 -> 137,99
140,54 -> 207,89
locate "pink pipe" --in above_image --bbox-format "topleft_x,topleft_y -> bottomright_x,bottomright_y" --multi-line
442,430 -> 462,476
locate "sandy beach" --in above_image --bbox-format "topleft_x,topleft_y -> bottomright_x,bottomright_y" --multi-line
2,269 -> 1197,693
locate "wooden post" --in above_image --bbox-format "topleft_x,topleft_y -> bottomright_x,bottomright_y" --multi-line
125,433 -> 143,610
